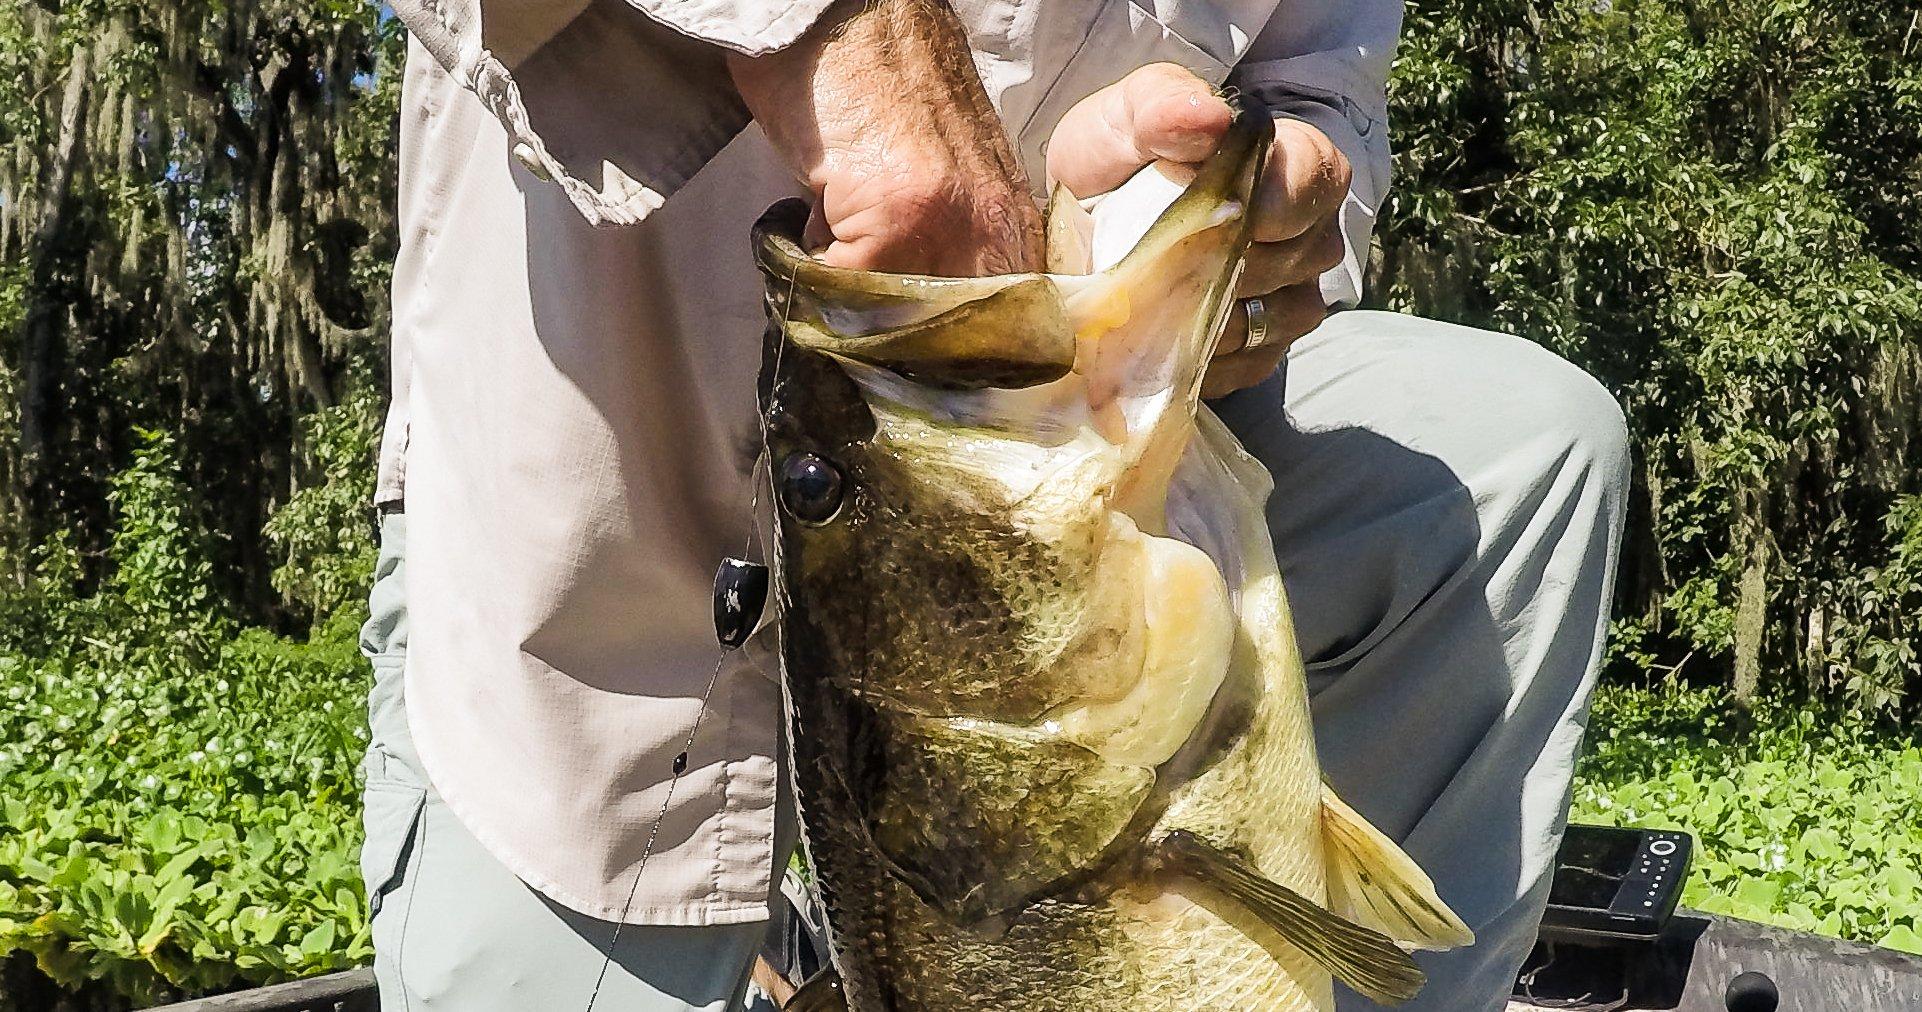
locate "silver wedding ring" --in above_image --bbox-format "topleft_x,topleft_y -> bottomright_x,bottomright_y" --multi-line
1240,296 -> 1274,351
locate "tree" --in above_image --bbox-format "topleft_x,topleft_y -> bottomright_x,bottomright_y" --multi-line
1379,0 -> 1922,712
0,0 -> 399,628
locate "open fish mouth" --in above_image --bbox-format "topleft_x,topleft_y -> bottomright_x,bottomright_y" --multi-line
754,100 -> 1268,396
754,100 -> 1471,1012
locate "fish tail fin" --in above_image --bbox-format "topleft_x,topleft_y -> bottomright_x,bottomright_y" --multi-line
783,969 -> 848,1012
1159,830 -> 1425,1006
1320,783 -> 1476,951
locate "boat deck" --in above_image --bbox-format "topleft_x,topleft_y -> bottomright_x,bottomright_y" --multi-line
1508,909 -> 1922,1010
145,910 -> 1922,1011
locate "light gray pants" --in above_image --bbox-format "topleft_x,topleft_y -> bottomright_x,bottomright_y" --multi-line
1215,311 -> 1630,1010
361,310 -> 1628,1011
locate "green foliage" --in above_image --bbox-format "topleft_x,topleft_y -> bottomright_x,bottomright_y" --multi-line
1820,496 -> 1922,714
0,436 -> 368,1005
103,431 -> 230,658
0,0 -> 397,996
0,0 -> 399,633
1384,1 -> 1922,712
1574,684 -> 1922,952
264,380 -> 382,642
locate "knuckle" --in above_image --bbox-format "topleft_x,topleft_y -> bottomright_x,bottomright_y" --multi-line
1136,62 -> 1202,90
1310,222 -> 1346,272
1279,120 -> 1351,202
877,178 -> 959,224
1325,145 -> 1353,196
1305,141 -> 1349,202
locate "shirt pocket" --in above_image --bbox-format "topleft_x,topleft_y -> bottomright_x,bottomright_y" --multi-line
1012,0 -> 1237,183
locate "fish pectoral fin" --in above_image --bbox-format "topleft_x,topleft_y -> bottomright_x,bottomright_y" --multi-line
1321,784 -> 1476,951
782,969 -> 848,1012
1159,830 -> 1426,1007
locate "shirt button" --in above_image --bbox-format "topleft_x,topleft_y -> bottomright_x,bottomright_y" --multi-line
512,142 -> 552,181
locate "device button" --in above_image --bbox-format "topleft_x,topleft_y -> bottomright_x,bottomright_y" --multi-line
1650,840 -> 1678,856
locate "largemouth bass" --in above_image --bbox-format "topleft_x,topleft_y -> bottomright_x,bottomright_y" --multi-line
754,106 -> 1472,1012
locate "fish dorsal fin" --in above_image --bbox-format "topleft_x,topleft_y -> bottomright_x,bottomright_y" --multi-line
1159,830 -> 1426,1006
1321,784 -> 1476,951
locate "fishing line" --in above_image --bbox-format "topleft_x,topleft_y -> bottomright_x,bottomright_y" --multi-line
581,650 -> 729,1012
582,267 -> 798,1012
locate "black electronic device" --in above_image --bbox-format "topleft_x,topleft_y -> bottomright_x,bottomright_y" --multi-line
1539,824 -> 1692,942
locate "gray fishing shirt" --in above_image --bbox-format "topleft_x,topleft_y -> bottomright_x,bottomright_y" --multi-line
379,0 -> 1403,926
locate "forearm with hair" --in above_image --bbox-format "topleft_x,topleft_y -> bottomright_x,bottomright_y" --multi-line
850,0 -> 1030,202
728,0 -> 1043,275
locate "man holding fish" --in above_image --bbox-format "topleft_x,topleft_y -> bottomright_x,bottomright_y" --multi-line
361,0 -> 1628,1009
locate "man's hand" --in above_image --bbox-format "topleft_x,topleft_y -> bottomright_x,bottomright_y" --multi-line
1047,65 -> 1352,398
728,0 -> 1043,277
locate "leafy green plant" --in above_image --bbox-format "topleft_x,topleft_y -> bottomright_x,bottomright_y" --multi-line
263,378 -> 382,644
1819,496 -> 1922,715
1573,683 -> 1922,953
2,0 -> 1920,1003
102,430 -> 231,660
0,435 -> 369,1005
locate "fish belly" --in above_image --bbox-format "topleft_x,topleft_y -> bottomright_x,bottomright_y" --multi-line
1118,407 -> 1334,1010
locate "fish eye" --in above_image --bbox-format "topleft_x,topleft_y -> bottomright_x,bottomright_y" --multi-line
779,452 -> 845,525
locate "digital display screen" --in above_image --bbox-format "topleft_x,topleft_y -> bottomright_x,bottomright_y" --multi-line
1548,828 -> 1641,908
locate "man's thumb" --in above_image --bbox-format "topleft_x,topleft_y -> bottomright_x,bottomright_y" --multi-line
1046,63 -> 1233,200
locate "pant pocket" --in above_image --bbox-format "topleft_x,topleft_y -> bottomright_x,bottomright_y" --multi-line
362,777 -> 427,917
360,513 -> 408,660
365,654 -> 415,771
